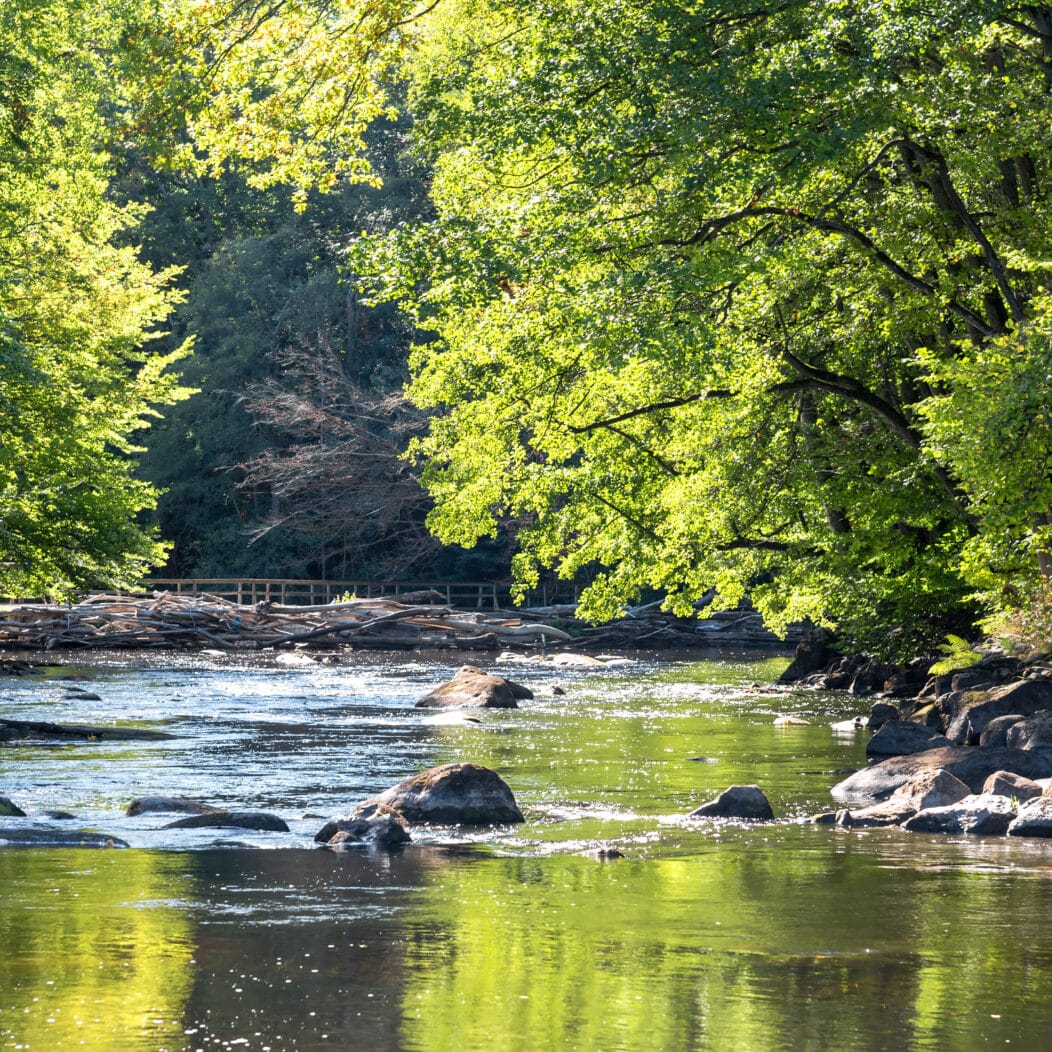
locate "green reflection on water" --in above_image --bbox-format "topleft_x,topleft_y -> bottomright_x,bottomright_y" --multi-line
399,834 -> 1052,1052
0,849 -> 195,1051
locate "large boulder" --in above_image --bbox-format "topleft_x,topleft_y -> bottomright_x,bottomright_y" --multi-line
832,745 -> 1052,804
1006,711 -> 1052,751
351,763 -> 525,825
866,720 -> 952,758
978,715 -> 1026,748
982,770 -> 1043,801
1008,796 -> 1052,838
162,811 -> 290,832
776,628 -> 837,684
943,680 -> 1052,745
902,793 -> 1016,836
828,768 -> 969,828
315,813 -> 410,849
867,701 -> 901,733
416,665 -> 533,709
688,784 -> 774,821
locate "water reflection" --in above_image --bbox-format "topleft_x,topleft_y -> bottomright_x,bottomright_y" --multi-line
3,652 -> 1052,1050
0,849 -> 194,1050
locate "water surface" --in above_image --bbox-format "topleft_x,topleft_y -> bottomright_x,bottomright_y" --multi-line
2,650 -> 1051,1050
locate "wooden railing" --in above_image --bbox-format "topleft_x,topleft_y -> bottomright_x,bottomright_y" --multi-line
143,577 -> 580,610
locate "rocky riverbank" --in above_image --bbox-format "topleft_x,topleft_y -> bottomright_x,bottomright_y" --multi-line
780,631 -> 1052,839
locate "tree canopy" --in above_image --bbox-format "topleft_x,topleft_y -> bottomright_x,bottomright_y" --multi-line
0,0 -> 189,598
5,0 -> 1052,653
341,0 -> 1052,653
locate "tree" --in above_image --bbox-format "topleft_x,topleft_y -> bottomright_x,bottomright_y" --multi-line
338,0 -> 1052,654
0,0 -> 190,599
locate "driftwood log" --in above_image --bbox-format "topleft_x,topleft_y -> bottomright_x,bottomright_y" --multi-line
0,592 -> 572,652
0,592 -> 799,653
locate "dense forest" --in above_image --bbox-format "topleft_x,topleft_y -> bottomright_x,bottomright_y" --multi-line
2,1 -> 1051,657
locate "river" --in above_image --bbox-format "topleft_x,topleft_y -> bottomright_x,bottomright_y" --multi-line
2,649 -> 1052,1050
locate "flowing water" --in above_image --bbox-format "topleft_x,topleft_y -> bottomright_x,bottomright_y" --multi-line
2,649 -> 1052,1051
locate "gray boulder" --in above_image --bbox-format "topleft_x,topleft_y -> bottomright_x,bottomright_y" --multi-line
351,763 -> 525,825
902,793 -> 1017,835
866,720 -> 952,758
315,813 -> 410,849
1006,711 -> 1052,751
416,665 -> 533,709
867,701 -> 900,733
832,745 -> 1052,804
978,715 -> 1026,748
944,679 -> 1052,744
126,796 -> 222,817
162,811 -> 290,832
1008,796 -> 1052,838
688,784 -> 774,821
982,770 -> 1043,801
830,768 -> 969,828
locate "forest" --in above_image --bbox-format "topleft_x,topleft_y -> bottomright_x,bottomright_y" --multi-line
2,0 -> 1051,658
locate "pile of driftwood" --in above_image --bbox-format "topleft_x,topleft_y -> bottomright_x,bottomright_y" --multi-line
0,592 -> 571,652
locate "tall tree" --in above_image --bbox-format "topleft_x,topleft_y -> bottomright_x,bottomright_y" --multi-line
342,0 -> 1052,654
0,0 -> 189,598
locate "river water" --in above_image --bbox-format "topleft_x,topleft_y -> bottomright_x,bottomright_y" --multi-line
2,649 -> 1052,1051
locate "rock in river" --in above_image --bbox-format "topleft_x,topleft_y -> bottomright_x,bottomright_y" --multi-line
0,796 -> 26,817
1008,796 -> 1052,838
688,784 -> 774,821
0,828 -> 128,848
162,811 -> 290,832
832,746 -> 1052,804
314,814 -> 410,849
416,665 -> 533,709
865,720 -> 952,758
1,718 -> 173,743
901,793 -> 1017,836
126,796 -> 223,817
351,763 -> 525,825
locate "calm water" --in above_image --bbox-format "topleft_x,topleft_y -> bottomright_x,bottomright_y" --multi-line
2,649 -> 1052,1051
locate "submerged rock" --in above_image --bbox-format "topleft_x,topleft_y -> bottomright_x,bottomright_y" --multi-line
0,796 -> 26,817
0,827 -> 128,848
162,811 -> 290,832
126,796 -> 222,817
688,784 -> 774,821
315,814 -> 410,849
0,718 -> 173,743
351,763 -> 525,825
416,665 -> 532,709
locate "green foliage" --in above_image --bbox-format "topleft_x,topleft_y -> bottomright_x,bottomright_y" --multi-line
0,0 -> 190,599
339,0 -> 1052,655
928,634 -> 983,675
